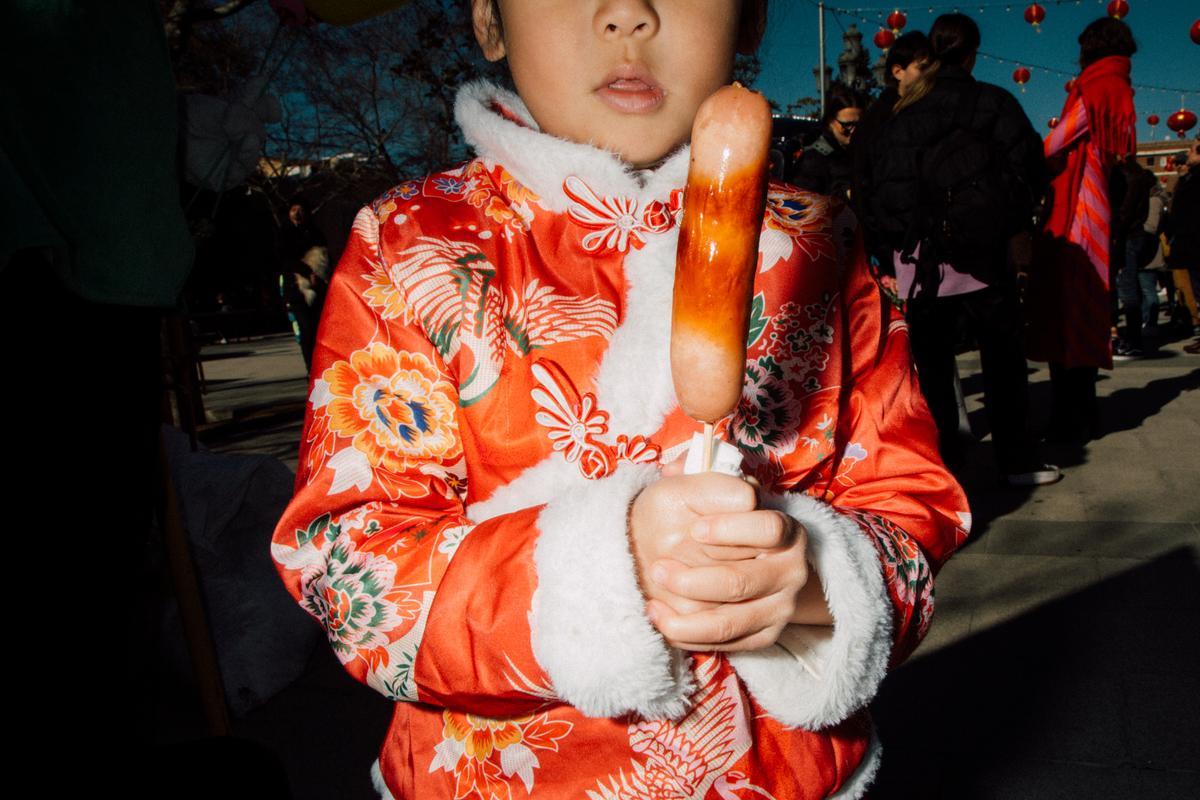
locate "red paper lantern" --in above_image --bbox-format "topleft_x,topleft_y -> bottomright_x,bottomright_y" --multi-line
887,9 -> 908,33
1048,117 -> 1059,129
874,28 -> 896,50
1024,3 -> 1045,30
1013,67 -> 1031,92
1167,109 -> 1197,139
1191,18 -> 1200,45
1147,114 -> 1160,126
1107,0 -> 1129,20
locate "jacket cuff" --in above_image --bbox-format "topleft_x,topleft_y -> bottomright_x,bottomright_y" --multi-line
727,492 -> 892,729
531,462 -> 694,720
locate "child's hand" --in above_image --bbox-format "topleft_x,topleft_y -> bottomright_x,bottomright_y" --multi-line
628,467 -> 761,616
645,509 -> 833,653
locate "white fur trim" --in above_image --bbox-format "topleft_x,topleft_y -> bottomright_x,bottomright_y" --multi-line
532,462 -> 694,720
466,454 -> 580,522
371,759 -> 396,800
829,725 -> 883,799
593,228 -> 680,436
454,80 -> 690,213
727,492 -> 893,730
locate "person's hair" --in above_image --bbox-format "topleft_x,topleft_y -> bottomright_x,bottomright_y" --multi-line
1077,17 -> 1137,69
929,13 -> 981,68
821,85 -> 866,128
886,31 -> 938,114
884,32 -> 930,89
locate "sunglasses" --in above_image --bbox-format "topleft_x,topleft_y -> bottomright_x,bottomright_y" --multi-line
835,120 -> 859,131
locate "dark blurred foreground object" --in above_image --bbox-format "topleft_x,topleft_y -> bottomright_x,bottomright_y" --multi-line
144,737 -> 291,800
0,1 -> 193,304
0,1 -> 199,789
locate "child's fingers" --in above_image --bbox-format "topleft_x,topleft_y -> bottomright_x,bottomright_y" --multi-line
650,595 -> 784,652
700,543 -> 767,561
651,555 -> 795,604
691,510 -> 800,549
644,591 -> 719,618
673,472 -> 758,516
660,455 -> 686,477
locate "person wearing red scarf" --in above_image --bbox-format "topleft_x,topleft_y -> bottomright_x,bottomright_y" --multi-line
1025,17 -> 1137,443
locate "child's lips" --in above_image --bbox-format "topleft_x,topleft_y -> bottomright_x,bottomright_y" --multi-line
596,70 -> 665,114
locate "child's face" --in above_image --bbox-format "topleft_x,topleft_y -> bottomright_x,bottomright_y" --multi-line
474,0 -> 759,168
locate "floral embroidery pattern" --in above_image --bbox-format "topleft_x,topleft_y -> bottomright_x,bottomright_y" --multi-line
429,710 -> 573,800
530,359 -> 660,479
277,510 -> 427,668
848,509 -> 935,661
373,237 -> 618,406
587,657 -> 765,800
273,501 -> 475,701
833,442 -> 869,487
759,187 -> 835,271
732,357 -> 800,460
731,296 -> 838,467
307,343 -> 462,500
424,161 -> 539,239
564,176 -> 678,253
299,537 -> 420,664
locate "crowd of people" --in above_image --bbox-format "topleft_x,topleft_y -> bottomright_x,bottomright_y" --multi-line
787,12 -> 1200,487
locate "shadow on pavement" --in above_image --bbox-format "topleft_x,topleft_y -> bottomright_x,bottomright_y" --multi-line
867,549 -> 1200,799
1096,368 -> 1200,438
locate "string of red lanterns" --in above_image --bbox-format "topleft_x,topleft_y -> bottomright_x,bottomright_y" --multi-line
1023,3 -> 1045,33
1168,109 -> 1198,139
833,5 -> 1197,130
1012,66 -> 1031,92
873,28 -> 896,49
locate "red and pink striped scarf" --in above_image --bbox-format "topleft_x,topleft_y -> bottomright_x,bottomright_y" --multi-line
1043,55 -> 1136,285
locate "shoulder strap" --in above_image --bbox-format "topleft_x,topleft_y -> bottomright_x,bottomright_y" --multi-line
810,136 -> 835,156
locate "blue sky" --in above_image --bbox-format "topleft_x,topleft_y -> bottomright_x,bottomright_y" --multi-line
755,0 -> 1199,142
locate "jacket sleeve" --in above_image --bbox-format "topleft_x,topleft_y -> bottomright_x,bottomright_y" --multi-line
991,86 -> 1050,229
788,147 -> 831,195
1044,97 -> 1089,159
728,240 -> 969,730
271,207 -> 691,721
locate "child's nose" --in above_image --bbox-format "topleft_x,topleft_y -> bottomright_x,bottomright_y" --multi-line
595,0 -> 660,40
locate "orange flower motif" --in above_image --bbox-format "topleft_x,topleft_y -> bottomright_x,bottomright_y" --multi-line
362,261 -> 407,320
443,712 -> 525,762
322,344 -> 461,478
430,709 -> 573,799
375,198 -> 398,224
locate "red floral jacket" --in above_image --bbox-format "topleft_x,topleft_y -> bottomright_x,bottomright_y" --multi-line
271,81 -> 970,800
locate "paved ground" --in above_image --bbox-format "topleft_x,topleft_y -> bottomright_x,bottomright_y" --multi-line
154,331 -> 1200,799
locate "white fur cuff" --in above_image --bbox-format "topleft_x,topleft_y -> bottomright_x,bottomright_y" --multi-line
531,462 -> 694,720
728,492 -> 893,730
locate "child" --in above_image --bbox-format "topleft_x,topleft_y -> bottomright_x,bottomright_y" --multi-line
271,1 -> 969,797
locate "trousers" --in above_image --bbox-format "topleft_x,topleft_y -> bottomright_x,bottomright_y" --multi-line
906,283 -> 1034,473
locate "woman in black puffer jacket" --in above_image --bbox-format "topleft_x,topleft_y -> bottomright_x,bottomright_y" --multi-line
856,14 -> 1058,486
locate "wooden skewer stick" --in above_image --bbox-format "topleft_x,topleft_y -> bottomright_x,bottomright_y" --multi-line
702,422 -> 715,472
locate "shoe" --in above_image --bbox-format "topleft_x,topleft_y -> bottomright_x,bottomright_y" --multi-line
1004,464 -> 1063,487
1112,340 -> 1143,360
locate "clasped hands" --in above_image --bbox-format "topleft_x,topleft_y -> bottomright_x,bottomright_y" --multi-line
628,459 -> 833,653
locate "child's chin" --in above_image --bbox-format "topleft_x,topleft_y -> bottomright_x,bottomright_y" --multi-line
609,139 -> 684,169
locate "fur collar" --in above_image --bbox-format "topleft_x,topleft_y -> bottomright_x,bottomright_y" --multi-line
454,80 -> 691,213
